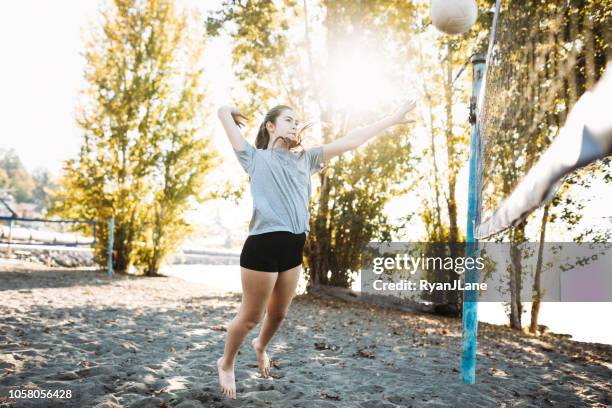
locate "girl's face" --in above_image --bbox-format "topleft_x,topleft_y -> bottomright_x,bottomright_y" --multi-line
267,109 -> 299,142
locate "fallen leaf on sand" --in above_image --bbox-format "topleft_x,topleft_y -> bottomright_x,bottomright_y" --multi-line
314,341 -> 339,351
321,390 -> 341,400
356,348 -> 375,359
488,367 -> 509,377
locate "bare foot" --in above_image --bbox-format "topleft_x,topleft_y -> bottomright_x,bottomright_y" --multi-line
251,337 -> 271,378
217,356 -> 236,399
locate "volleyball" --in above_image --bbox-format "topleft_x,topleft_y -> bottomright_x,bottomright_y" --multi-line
431,0 -> 478,35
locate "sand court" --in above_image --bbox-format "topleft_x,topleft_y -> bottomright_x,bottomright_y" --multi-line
0,260 -> 611,407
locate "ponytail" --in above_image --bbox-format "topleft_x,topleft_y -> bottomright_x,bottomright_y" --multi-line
255,120 -> 270,150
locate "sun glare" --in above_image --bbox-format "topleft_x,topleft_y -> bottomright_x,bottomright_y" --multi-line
327,46 -> 400,113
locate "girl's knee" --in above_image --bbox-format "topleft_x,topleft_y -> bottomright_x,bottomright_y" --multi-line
237,312 -> 263,329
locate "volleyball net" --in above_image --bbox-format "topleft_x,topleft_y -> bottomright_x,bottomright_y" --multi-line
473,0 -> 612,240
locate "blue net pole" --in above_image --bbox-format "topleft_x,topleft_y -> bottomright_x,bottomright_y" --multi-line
108,217 -> 114,278
461,53 -> 486,385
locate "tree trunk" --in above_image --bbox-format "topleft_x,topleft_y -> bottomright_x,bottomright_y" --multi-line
114,224 -> 130,273
303,0 -> 334,288
444,41 -> 458,246
310,169 -> 332,286
417,41 -> 443,241
443,41 -> 460,314
509,222 -> 526,330
529,203 -> 549,334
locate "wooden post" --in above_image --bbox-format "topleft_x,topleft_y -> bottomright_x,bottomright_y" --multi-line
7,218 -> 13,258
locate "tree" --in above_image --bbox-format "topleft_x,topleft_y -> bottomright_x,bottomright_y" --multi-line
304,1 -> 420,288
0,148 -> 35,203
0,168 -> 8,190
408,0 -> 485,315
207,0 -> 420,289
32,168 -> 59,212
478,0 -> 610,329
49,0 -> 218,275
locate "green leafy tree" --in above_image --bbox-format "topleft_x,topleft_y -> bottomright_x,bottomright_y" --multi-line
0,168 -> 8,190
0,148 -> 35,203
305,1 -> 419,288
397,0 -> 487,315
32,168 -> 59,212
49,0 -> 218,275
479,0 -> 610,329
206,0 -> 420,289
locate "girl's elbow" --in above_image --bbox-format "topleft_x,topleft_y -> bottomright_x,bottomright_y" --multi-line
217,106 -> 231,118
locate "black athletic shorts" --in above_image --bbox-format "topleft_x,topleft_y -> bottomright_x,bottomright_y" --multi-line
240,231 -> 307,272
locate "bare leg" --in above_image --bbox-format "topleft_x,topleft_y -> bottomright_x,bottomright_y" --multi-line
252,265 -> 301,377
217,267 -> 277,399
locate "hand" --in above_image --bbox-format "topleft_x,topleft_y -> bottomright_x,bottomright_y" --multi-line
230,109 -> 248,128
218,105 -> 248,128
389,98 -> 417,125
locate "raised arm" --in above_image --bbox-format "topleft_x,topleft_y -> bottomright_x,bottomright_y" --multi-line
320,99 -> 417,162
217,105 -> 250,151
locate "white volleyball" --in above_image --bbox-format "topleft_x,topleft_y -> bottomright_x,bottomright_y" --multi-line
431,0 -> 478,35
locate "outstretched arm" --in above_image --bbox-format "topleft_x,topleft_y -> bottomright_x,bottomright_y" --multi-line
217,105 -> 250,151
321,99 -> 417,163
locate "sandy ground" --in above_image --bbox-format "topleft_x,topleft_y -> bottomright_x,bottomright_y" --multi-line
0,260 -> 611,408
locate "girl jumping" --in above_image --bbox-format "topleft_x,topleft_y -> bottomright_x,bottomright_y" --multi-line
216,99 -> 417,399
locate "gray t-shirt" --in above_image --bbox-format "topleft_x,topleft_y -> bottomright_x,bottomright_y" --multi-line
233,141 -> 325,236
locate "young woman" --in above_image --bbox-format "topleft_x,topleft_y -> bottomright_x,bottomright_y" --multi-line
216,99 -> 417,399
